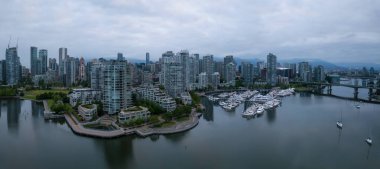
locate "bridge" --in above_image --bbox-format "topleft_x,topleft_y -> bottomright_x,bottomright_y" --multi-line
290,81 -> 380,101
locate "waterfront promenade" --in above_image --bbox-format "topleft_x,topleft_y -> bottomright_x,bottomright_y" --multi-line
64,110 -> 200,139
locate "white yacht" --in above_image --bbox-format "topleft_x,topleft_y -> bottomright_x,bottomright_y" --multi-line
256,106 -> 265,114
355,105 -> 360,109
336,121 -> 343,128
366,137 -> 373,145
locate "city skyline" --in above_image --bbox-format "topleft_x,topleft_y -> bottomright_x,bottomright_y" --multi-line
1,0 -> 380,68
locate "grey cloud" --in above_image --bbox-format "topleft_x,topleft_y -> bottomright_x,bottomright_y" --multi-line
0,0 -> 379,68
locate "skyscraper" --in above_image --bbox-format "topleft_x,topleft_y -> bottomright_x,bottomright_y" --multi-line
313,65 -> 325,82
39,49 -> 48,74
146,52 -> 150,65
6,46 -> 21,85
30,47 -> 38,76
59,47 -> 67,76
266,53 -> 277,86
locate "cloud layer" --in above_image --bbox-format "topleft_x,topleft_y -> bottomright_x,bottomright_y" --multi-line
1,0 -> 379,67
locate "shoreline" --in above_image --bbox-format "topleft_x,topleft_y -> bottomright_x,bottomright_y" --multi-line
64,112 -> 200,139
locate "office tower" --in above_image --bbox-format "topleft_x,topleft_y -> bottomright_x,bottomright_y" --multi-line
298,61 -> 311,82
266,53 -> 277,86
102,60 -> 132,115
146,52 -> 150,65
39,49 -> 48,74
225,62 -> 236,85
241,61 -> 253,86
79,57 -> 86,81
30,47 -> 38,76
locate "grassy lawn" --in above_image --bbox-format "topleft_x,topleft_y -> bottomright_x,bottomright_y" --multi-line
47,99 -> 54,108
23,89 -> 70,100
161,121 -> 176,128
176,116 -> 189,122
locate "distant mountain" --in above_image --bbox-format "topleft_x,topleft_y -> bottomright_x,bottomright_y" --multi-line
278,58 -> 344,70
335,62 -> 380,70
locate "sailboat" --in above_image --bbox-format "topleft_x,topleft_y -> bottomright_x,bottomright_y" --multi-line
336,109 -> 343,129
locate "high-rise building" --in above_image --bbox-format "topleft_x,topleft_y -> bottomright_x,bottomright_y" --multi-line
30,47 -> 38,76
211,72 -> 220,89
102,60 -> 132,115
159,51 -> 186,98
225,62 -> 236,85
79,57 -> 86,81
289,63 -> 297,80
117,53 -> 124,61
0,60 -> 6,84
58,48 -> 67,76
241,61 -> 253,86
224,55 -> 234,81
266,53 -> 277,86
146,52 -> 150,65
214,61 -> 225,82
313,65 -> 325,82
39,49 -> 48,74
6,46 -> 21,85
298,62 -> 311,82
48,58 -> 58,71
202,55 -> 214,84
199,72 -> 208,89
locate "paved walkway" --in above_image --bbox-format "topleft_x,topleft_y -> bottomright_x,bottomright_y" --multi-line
64,109 -> 201,138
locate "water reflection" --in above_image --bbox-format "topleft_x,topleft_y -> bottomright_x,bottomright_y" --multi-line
201,98 -> 213,121
95,137 -> 134,169
266,108 -> 276,123
164,132 -> 189,144
6,99 -> 21,134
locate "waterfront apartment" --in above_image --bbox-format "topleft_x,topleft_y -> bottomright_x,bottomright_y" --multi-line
69,88 -> 101,106
137,84 -> 177,112
78,104 -> 97,121
118,106 -> 150,123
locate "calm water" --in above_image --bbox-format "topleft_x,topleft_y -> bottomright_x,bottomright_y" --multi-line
0,93 -> 379,169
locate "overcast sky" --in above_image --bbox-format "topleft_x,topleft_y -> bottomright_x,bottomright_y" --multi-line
1,0 -> 380,68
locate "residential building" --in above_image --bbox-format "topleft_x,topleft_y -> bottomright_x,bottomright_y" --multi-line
225,62 -> 236,85
266,53 -> 277,86
39,49 -> 48,74
118,106 -> 151,123
241,62 -> 253,86
78,104 -> 97,121
102,60 -> 132,115
6,46 -> 21,85
199,72 -> 208,89
69,88 -> 102,106
136,84 -> 177,112
30,47 -> 38,76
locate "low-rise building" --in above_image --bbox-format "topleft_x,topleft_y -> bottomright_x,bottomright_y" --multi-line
69,88 -> 101,106
118,106 -> 150,123
136,84 -> 177,112
180,92 -> 192,105
78,104 -> 97,121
